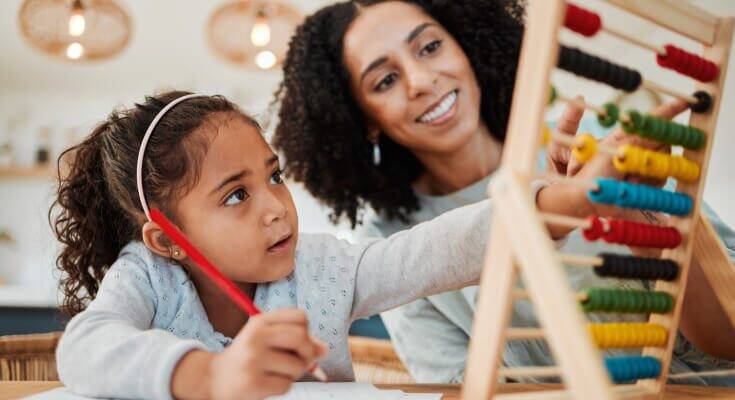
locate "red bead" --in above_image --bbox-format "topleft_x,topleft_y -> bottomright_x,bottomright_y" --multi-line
583,215 -> 605,241
657,44 -> 718,83
564,3 -> 601,37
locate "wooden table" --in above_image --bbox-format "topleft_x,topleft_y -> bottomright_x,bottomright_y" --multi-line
4,381 -> 735,399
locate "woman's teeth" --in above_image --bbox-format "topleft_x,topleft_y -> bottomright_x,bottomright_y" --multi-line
418,90 -> 457,124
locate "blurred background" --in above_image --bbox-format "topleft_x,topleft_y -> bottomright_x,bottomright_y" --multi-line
0,0 -> 733,337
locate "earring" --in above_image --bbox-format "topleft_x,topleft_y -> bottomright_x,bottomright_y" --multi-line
171,247 -> 181,259
373,142 -> 381,166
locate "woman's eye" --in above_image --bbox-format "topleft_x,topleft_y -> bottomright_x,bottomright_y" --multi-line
224,188 -> 248,206
375,72 -> 398,92
270,169 -> 284,185
420,40 -> 442,56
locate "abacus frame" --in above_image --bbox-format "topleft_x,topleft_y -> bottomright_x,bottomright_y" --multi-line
461,1 -> 734,399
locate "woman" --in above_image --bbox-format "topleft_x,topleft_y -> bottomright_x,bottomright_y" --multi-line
274,0 -> 735,385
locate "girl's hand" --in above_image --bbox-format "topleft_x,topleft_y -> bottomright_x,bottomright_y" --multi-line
209,308 -> 327,400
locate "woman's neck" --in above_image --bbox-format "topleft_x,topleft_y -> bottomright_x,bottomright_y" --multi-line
413,122 -> 503,195
188,267 -> 255,338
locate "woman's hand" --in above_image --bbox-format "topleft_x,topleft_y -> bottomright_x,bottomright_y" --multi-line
172,308 -> 327,400
546,98 -> 690,219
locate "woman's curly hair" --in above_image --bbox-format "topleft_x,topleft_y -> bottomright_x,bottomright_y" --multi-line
274,0 -> 524,227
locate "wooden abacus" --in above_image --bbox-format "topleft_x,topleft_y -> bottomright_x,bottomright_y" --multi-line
462,1 -> 734,399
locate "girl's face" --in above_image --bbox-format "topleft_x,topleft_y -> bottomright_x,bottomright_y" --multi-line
175,115 -> 299,283
343,1 -> 483,155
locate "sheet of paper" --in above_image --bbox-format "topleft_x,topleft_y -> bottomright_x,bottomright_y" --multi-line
267,382 -> 442,400
24,383 -> 443,400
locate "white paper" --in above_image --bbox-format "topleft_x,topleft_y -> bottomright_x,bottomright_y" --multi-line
25,383 -> 443,400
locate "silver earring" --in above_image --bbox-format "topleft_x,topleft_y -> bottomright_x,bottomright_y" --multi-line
373,142 -> 381,166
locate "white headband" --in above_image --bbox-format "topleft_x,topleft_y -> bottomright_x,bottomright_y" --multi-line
136,93 -> 204,221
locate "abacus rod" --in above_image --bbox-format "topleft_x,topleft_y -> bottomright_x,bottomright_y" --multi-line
561,253 -> 604,267
498,366 -> 562,378
514,289 -> 588,302
556,93 -> 632,124
536,172 -> 599,191
603,26 -> 665,56
643,80 -> 699,104
539,212 -> 591,230
507,328 -> 546,340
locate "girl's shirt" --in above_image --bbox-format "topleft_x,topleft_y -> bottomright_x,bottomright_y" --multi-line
357,174 -> 735,386
57,199 -> 494,400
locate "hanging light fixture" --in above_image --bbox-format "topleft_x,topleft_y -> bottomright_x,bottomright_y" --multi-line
18,0 -> 132,62
207,1 -> 302,70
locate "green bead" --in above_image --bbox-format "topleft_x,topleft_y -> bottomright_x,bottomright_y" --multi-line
549,86 -> 557,105
622,110 -> 642,133
598,103 -> 619,128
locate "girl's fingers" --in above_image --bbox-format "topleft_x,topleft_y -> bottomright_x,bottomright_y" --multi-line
267,324 -> 323,361
262,349 -> 309,380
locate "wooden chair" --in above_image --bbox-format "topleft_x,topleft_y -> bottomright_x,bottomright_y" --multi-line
0,332 -> 61,381
348,336 -> 414,384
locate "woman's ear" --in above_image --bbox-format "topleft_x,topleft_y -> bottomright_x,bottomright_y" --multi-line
141,221 -> 187,261
367,124 -> 381,143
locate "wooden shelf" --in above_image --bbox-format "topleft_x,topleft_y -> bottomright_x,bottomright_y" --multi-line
0,165 -> 55,180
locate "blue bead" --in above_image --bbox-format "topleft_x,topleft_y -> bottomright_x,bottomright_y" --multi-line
605,356 -> 661,383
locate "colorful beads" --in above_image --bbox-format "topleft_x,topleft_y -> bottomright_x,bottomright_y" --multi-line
549,86 -> 557,105
605,356 -> 661,383
597,103 -> 619,128
558,46 -> 642,92
583,217 -> 682,248
613,144 -> 700,182
581,287 -> 673,314
690,90 -> 713,114
564,3 -> 601,37
572,133 -> 598,163
588,178 -> 693,216
635,114 -> 706,150
657,44 -> 719,83
621,110 -> 643,134
596,253 -> 679,281
589,323 -> 668,349
540,124 -> 552,146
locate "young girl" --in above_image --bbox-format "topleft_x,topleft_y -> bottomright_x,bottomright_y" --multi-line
52,91 -> 626,400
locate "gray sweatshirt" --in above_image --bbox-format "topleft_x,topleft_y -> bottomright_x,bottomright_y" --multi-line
56,200 -> 492,400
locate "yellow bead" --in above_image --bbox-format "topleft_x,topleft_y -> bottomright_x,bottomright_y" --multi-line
643,151 -> 670,180
572,133 -> 597,163
588,323 -> 668,349
540,125 -> 552,147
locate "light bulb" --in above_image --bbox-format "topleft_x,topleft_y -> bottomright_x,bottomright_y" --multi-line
255,50 -> 277,69
250,19 -> 271,47
66,42 -> 84,59
68,12 -> 85,37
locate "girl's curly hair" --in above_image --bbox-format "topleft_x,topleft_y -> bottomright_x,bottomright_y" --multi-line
273,0 -> 524,227
49,91 -> 247,316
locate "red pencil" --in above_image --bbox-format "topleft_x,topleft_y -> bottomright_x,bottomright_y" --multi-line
150,208 -> 328,382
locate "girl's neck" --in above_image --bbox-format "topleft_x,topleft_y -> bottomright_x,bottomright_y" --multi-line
188,268 -> 255,338
412,121 -> 503,196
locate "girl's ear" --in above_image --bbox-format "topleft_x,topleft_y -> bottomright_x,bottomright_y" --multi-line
141,221 -> 187,261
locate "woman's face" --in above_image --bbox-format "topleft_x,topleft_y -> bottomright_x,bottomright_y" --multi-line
343,1 -> 483,155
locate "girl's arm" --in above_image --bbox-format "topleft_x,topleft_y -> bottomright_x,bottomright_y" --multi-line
56,258 -> 207,400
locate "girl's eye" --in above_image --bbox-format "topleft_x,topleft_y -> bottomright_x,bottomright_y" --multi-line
270,169 -> 284,185
375,72 -> 398,92
224,188 -> 248,206
420,40 -> 442,56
